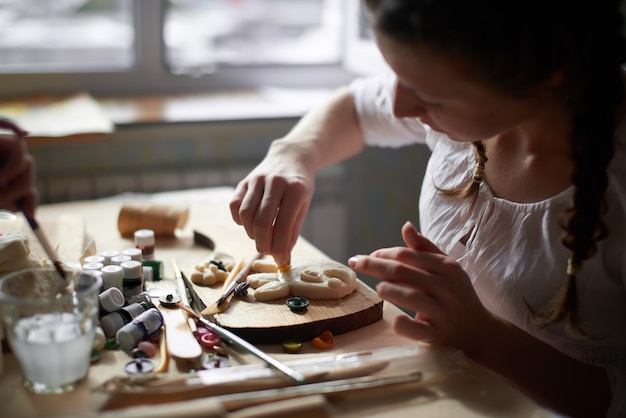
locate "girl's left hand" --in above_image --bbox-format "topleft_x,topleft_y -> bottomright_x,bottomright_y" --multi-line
348,221 -> 495,354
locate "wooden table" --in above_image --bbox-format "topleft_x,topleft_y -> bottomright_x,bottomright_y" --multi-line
0,188 -> 550,417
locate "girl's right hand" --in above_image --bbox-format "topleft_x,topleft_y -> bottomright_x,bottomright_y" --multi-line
229,143 -> 315,267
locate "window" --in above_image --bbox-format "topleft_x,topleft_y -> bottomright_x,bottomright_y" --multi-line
0,0 -> 134,72
0,0 -> 369,97
164,0 -> 342,75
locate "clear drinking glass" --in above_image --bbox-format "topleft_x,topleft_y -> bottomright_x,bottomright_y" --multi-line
0,267 -> 101,394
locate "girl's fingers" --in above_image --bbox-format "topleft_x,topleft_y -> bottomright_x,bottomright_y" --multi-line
392,314 -> 434,342
229,181 -> 248,225
376,281 -> 441,319
401,221 -> 444,254
233,176 -> 265,240
269,183 -> 307,264
275,201 -> 309,266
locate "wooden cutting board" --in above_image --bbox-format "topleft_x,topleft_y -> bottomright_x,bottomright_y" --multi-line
183,266 -> 384,345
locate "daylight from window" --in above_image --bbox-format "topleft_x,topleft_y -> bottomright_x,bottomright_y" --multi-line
0,0 -> 342,75
0,0 -> 134,72
164,0 -> 342,75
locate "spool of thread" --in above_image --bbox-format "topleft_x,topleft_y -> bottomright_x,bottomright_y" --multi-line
117,203 -> 189,238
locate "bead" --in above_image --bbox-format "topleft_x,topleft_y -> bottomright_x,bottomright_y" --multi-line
286,296 -> 310,312
159,292 -> 181,307
137,341 -> 157,358
104,338 -> 120,350
282,340 -> 302,354
199,332 -> 222,349
132,347 -> 148,358
124,358 -> 154,374
311,330 -> 334,349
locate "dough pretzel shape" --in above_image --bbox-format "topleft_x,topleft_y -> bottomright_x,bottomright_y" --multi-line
246,258 -> 357,301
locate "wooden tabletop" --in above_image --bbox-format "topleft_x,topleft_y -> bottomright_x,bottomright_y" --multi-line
0,188 -> 549,417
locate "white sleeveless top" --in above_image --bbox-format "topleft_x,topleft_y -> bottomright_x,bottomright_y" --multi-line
351,72 -> 626,416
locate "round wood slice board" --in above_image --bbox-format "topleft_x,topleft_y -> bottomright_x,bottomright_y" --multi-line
184,273 -> 384,345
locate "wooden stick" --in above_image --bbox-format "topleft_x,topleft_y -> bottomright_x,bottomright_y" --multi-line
201,257 -> 245,315
153,329 -> 169,373
216,253 -> 262,307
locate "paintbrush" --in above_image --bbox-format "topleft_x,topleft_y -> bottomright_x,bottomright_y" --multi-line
19,201 -> 66,281
216,252 -> 262,307
201,257 -> 245,315
171,259 -> 198,331
177,302 -> 307,385
3,117 -> 66,281
202,252 -> 262,315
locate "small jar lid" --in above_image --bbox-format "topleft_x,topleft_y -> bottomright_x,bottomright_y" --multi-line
101,264 -> 123,290
84,255 -> 106,265
111,254 -> 132,266
82,262 -> 104,271
122,248 -> 143,262
117,323 -> 143,350
99,287 -> 125,313
101,311 -> 126,338
101,264 -> 123,277
121,260 -> 143,278
99,250 -> 120,265
134,229 -> 155,246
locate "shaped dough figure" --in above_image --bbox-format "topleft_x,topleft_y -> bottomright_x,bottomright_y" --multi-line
247,258 -> 357,301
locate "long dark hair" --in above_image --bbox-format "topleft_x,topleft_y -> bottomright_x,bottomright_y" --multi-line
364,0 -> 626,336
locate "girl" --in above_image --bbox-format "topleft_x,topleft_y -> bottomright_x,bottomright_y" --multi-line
230,1 -> 626,415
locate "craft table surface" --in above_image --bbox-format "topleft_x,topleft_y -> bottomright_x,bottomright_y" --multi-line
0,188 -> 552,418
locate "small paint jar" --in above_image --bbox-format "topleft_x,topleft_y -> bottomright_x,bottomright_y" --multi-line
99,250 -> 120,266
122,247 -> 143,262
84,255 -> 106,265
134,229 -> 155,261
101,264 -> 123,292
99,287 -> 125,315
111,254 -> 132,266
100,301 -> 151,338
82,262 -> 104,273
142,259 -> 163,281
116,307 -> 164,350
121,260 -> 144,299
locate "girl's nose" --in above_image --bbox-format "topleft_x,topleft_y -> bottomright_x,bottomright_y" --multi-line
392,82 -> 427,118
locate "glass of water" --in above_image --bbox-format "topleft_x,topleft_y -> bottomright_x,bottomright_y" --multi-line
0,267 -> 101,394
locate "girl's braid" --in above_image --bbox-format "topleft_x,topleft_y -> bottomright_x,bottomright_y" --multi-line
529,3 -> 625,336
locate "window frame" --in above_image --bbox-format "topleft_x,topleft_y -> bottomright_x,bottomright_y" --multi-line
0,0 -> 355,97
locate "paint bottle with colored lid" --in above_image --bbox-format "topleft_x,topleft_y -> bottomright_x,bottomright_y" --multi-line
101,264 -> 123,292
121,260 -> 144,299
134,229 -> 155,261
100,301 -> 151,338
98,287 -> 125,316
116,307 -> 164,350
